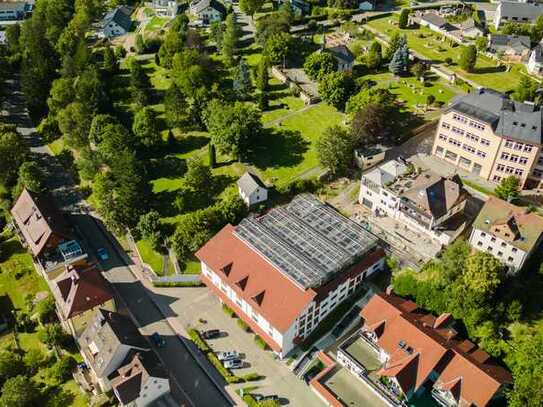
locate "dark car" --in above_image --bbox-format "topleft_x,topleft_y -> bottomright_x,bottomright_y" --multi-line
202,329 -> 220,339
151,332 -> 166,348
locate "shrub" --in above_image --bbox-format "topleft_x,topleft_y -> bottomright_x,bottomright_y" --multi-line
241,372 -> 262,382
187,328 -> 211,353
50,355 -> 77,383
152,281 -> 203,287
207,352 -> 243,384
237,318 -> 251,332
254,335 -> 268,350
222,303 -> 235,318
444,57 -> 453,65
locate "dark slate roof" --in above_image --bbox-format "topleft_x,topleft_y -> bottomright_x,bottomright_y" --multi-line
532,45 -> 543,64
103,6 -> 132,31
79,309 -> 149,377
489,34 -> 530,53
447,88 -> 543,144
190,0 -> 226,15
325,45 -> 355,64
498,1 -> 543,20
421,12 -> 448,28
237,172 -> 266,195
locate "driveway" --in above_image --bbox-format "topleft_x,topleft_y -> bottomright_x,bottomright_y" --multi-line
1,76 -> 234,407
233,4 -> 255,44
150,286 -> 326,406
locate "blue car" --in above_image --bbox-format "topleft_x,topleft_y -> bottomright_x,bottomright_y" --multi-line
97,248 -> 109,261
151,332 -> 166,348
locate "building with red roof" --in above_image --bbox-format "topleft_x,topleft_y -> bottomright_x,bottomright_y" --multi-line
196,194 -> 385,357
336,291 -> 512,406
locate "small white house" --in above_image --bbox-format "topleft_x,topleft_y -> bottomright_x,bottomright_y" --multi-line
527,45 -> 543,76
189,0 -> 225,24
101,6 -> 132,38
151,0 -> 179,18
237,172 -> 268,207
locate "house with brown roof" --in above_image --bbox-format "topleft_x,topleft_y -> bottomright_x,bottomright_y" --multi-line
10,188 -> 87,278
469,197 -> 543,272
196,194 -> 385,357
52,263 -> 115,336
336,291 -> 512,406
111,351 -> 170,406
79,309 -> 149,393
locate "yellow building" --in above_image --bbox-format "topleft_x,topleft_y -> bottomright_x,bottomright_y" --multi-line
432,88 -> 543,189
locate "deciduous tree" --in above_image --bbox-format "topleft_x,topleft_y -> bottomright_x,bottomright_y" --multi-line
132,107 -> 161,148
318,72 -> 356,111
459,45 -> 477,73
316,125 -> 356,175
495,175 -> 520,202
303,51 -> 338,81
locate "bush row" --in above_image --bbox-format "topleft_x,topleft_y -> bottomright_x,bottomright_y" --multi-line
152,280 -> 203,287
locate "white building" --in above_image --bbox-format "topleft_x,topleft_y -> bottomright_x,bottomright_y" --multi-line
189,0 -> 225,24
359,160 -> 469,246
527,44 -> 543,76
237,172 -> 268,207
101,6 -> 132,38
150,0 -> 179,18
196,194 -> 385,357
0,1 -> 26,21
494,1 -> 543,30
469,197 -> 543,272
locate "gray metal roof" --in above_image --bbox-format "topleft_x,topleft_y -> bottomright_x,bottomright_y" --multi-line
233,194 -> 379,289
237,172 -> 266,195
489,34 -> 530,53
421,12 -> 448,28
447,89 -> 543,144
498,1 -> 543,20
103,6 -> 132,31
325,46 -> 355,64
190,0 -> 226,15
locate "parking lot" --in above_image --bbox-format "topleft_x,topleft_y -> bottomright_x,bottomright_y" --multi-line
150,286 -> 324,406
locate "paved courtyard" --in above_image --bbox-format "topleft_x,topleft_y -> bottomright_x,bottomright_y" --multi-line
322,367 -> 390,407
149,286 -> 324,406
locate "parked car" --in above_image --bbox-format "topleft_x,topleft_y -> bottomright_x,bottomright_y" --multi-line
254,394 -> 279,402
224,358 -> 243,369
151,332 -> 166,348
217,351 -> 239,361
202,329 -> 220,339
96,248 -> 109,261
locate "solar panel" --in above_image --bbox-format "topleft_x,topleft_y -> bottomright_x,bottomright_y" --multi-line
234,194 -> 379,289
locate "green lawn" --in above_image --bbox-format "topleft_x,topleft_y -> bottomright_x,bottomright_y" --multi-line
261,79 -> 306,123
136,239 -> 165,275
366,15 -> 525,92
146,16 -> 169,33
184,259 -> 201,274
48,137 -> 66,156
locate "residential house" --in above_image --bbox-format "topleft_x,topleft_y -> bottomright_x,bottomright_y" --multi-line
494,1 -> 543,30
488,34 -> 531,62
418,12 -> 452,32
237,172 -> 268,207
469,197 -> 543,272
431,88 -> 543,189
11,188 -> 87,279
359,160 -> 469,246
527,43 -> 543,75
324,45 -> 355,72
79,309 -> 150,392
102,6 -> 132,38
196,194 -> 385,357
150,0 -> 179,18
291,0 -> 311,16
337,291 -> 512,405
188,0 -> 225,24
52,263 -> 115,337
111,351 -> 170,406
0,1 -> 26,21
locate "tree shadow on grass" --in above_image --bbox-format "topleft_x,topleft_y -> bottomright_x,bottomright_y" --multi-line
152,190 -> 181,218
146,156 -> 187,180
250,128 -> 309,171
0,239 -> 27,261
473,65 -> 506,75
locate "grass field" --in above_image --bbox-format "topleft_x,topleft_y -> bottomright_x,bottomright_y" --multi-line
136,239 -> 165,275
366,15 -> 525,92
146,16 -> 169,33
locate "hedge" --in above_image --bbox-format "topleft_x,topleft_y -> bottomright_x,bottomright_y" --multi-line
242,394 -> 280,407
222,303 -> 235,317
241,372 -> 262,382
237,318 -> 251,332
254,335 -> 268,350
152,280 -> 203,287
187,328 -> 211,353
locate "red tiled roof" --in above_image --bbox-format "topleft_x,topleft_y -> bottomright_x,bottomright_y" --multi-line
10,188 -> 72,256
361,292 -> 512,405
196,225 -> 316,333
52,263 -> 114,319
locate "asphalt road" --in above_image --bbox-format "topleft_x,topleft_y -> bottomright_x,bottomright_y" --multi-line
1,76 -> 233,407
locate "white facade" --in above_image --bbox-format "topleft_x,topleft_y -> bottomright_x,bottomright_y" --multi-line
469,228 -> 528,271
103,21 -> 128,38
0,2 -> 25,21
527,48 -> 543,76
117,376 -> 170,407
190,4 -> 223,23
201,256 -> 384,357
238,185 -> 268,207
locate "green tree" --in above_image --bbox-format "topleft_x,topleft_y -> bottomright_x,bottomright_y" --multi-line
318,72 -> 356,111
74,66 -> 106,112
475,36 -> 488,52
222,14 -> 238,66
209,143 -> 217,168
411,62 -> 427,79
233,59 -> 252,99
366,41 -> 382,70
0,352 -> 24,384
137,210 -> 162,249
23,349 -> 47,375
128,59 -> 151,107
399,8 -> 410,29
185,156 -> 213,193
57,102 -> 92,149
256,13 -> 290,47
158,15 -> 188,67
49,356 -> 77,384
303,51 -> 338,81
132,107 -> 161,148
47,78 -> 75,116
495,175 -> 521,202
384,32 -> 404,60
76,147 -> 102,181
203,100 -> 263,160
135,33 -> 145,54
459,45 -> 477,72
103,45 -> 118,75
513,76 -> 538,103
351,103 -> 388,146
0,375 -> 40,407
255,56 -> 269,91
460,252 -> 503,298
346,88 -> 396,115
316,125 -> 356,175
14,161 -> 47,196
38,323 -> 69,349
389,40 -> 409,75
0,123 -> 29,186
171,209 -> 218,261
264,32 -> 293,65
240,0 -> 265,17
88,114 -> 118,146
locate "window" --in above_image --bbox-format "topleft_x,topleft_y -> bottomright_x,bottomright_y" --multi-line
442,122 -> 451,129
477,241 -> 483,246
537,156 -> 543,166
452,126 -> 465,136
524,144 -> 533,153
512,248 -> 518,253
513,143 -> 523,151
493,175 -> 502,182
477,150 -> 487,158
505,140 -> 514,148
436,146 -> 444,155
469,120 -> 485,131
453,113 -> 468,123
480,232 -> 486,237
501,152 -> 510,160
439,133 -> 448,141
510,155 -> 519,163
508,257 -> 514,262
481,138 -> 491,146
459,156 -> 471,167
505,166 -> 515,174
514,168 -> 524,176
501,242 -> 506,248
496,164 -> 505,172
448,138 -> 462,147
487,246 -> 493,252
466,132 -> 479,142
498,251 -> 503,256
491,237 -> 496,242
445,150 -> 458,161
462,144 -> 476,154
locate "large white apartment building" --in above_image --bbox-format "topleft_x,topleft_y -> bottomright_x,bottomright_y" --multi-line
469,197 -> 543,272
359,160 -> 469,246
196,194 -> 385,357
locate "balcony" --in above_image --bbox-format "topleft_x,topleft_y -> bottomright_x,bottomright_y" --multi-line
431,388 -> 458,407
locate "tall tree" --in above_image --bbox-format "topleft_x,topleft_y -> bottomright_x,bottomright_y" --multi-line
233,59 -> 252,99
0,375 -> 41,407
239,0 -> 265,17
132,107 -> 161,148
389,40 -> 409,76
255,56 -> 269,92
264,32 -> 293,65
316,125 -> 356,175
351,103 -> 389,146
399,8 -> 410,29
366,41 -> 382,70
164,83 -> 187,127
222,14 -> 238,67
303,52 -> 338,81
459,45 -> 477,73
0,123 -> 30,186
185,156 -> 214,193
318,72 -> 356,111
57,102 -> 92,149
495,175 -> 521,202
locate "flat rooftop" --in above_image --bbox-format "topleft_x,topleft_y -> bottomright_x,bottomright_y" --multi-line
344,336 -> 381,373
234,194 -> 379,289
